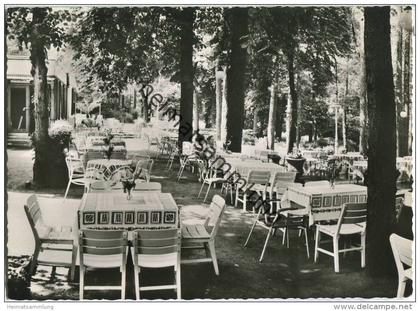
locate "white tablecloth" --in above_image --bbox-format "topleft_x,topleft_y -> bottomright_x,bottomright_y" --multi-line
227,159 -> 286,179
282,183 -> 367,225
79,192 -> 178,231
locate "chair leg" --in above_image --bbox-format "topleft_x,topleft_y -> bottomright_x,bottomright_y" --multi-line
333,236 -> 340,273
29,244 -> 40,276
177,164 -> 185,181
134,266 -> 140,300
281,228 -> 286,245
361,232 -> 366,268
176,262 -> 181,299
242,194 -> 247,213
121,265 -> 126,299
208,241 -> 219,276
314,227 -> 320,262
304,228 -> 310,259
70,245 -> 77,281
397,278 -> 407,298
203,182 -> 212,203
197,181 -> 205,198
79,266 -> 84,300
63,179 -> 72,202
244,218 -> 258,247
235,188 -> 239,207
260,227 -> 273,262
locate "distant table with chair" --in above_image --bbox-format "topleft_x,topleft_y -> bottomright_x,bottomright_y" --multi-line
282,183 -> 368,225
83,146 -> 128,167
228,159 -> 286,179
78,192 -> 179,233
86,159 -> 132,180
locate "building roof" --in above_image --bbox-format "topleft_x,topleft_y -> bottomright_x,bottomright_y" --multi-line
7,55 -> 76,87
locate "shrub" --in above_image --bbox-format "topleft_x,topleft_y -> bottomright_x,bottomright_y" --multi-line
316,138 -> 329,148
49,120 -> 73,148
7,256 -> 31,299
124,112 -> 134,123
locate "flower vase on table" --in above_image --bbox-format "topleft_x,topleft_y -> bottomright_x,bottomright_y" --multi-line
102,131 -> 115,160
122,179 -> 136,200
103,144 -> 114,160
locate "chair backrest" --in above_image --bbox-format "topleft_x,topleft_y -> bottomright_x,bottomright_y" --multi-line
24,195 -> 45,243
134,182 -> 162,192
79,230 -> 128,267
305,180 -> 330,187
182,141 -> 194,155
271,171 -> 297,193
390,234 -> 413,276
247,170 -> 271,185
66,156 -> 84,176
133,228 -> 180,256
337,203 -> 367,231
204,195 -> 226,238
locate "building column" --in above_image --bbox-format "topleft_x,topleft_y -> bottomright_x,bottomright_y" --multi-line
7,84 -> 12,130
25,85 -> 30,132
50,81 -> 55,120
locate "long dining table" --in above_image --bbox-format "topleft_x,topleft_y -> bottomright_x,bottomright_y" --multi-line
78,191 -> 179,236
226,158 -> 286,179
282,183 -> 368,225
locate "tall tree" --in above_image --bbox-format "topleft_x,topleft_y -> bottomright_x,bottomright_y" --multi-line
364,6 -> 397,276
7,7 -> 71,187
267,82 -> 278,150
225,8 -> 249,152
175,8 -> 195,147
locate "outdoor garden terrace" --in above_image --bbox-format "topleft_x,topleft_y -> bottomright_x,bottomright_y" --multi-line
4,4 -> 414,306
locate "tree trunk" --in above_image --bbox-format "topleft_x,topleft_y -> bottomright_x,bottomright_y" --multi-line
31,8 -> 52,187
285,93 -> 292,153
308,122 -> 313,143
364,6 -> 396,276
225,8 -> 248,152
275,94 -> 286,141
193,88 -> 199,133
352,8 -> 369,155
403,27 -> 412,155
267,83 -> 277,150
286,50 -> 298,153
178,8 -> 195,150
215,61 -> 223,141
253,106 -> 258,133
221,67 -> 228,144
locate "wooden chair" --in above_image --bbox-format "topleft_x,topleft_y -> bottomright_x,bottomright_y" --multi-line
268,171 -> 297,211
78,229 -> 128,300
390,233 -> 413,298
24,195 -> 77,280
314,203 -> 367,273
235,170 -> 271,213
197,158 -> 231,203
131,229 -> 181,299
244,199 -> 310,261
166,145 -> 179,171
181,195 -> 226,275
135,159 -> 154,182
134,182 -> 162,192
